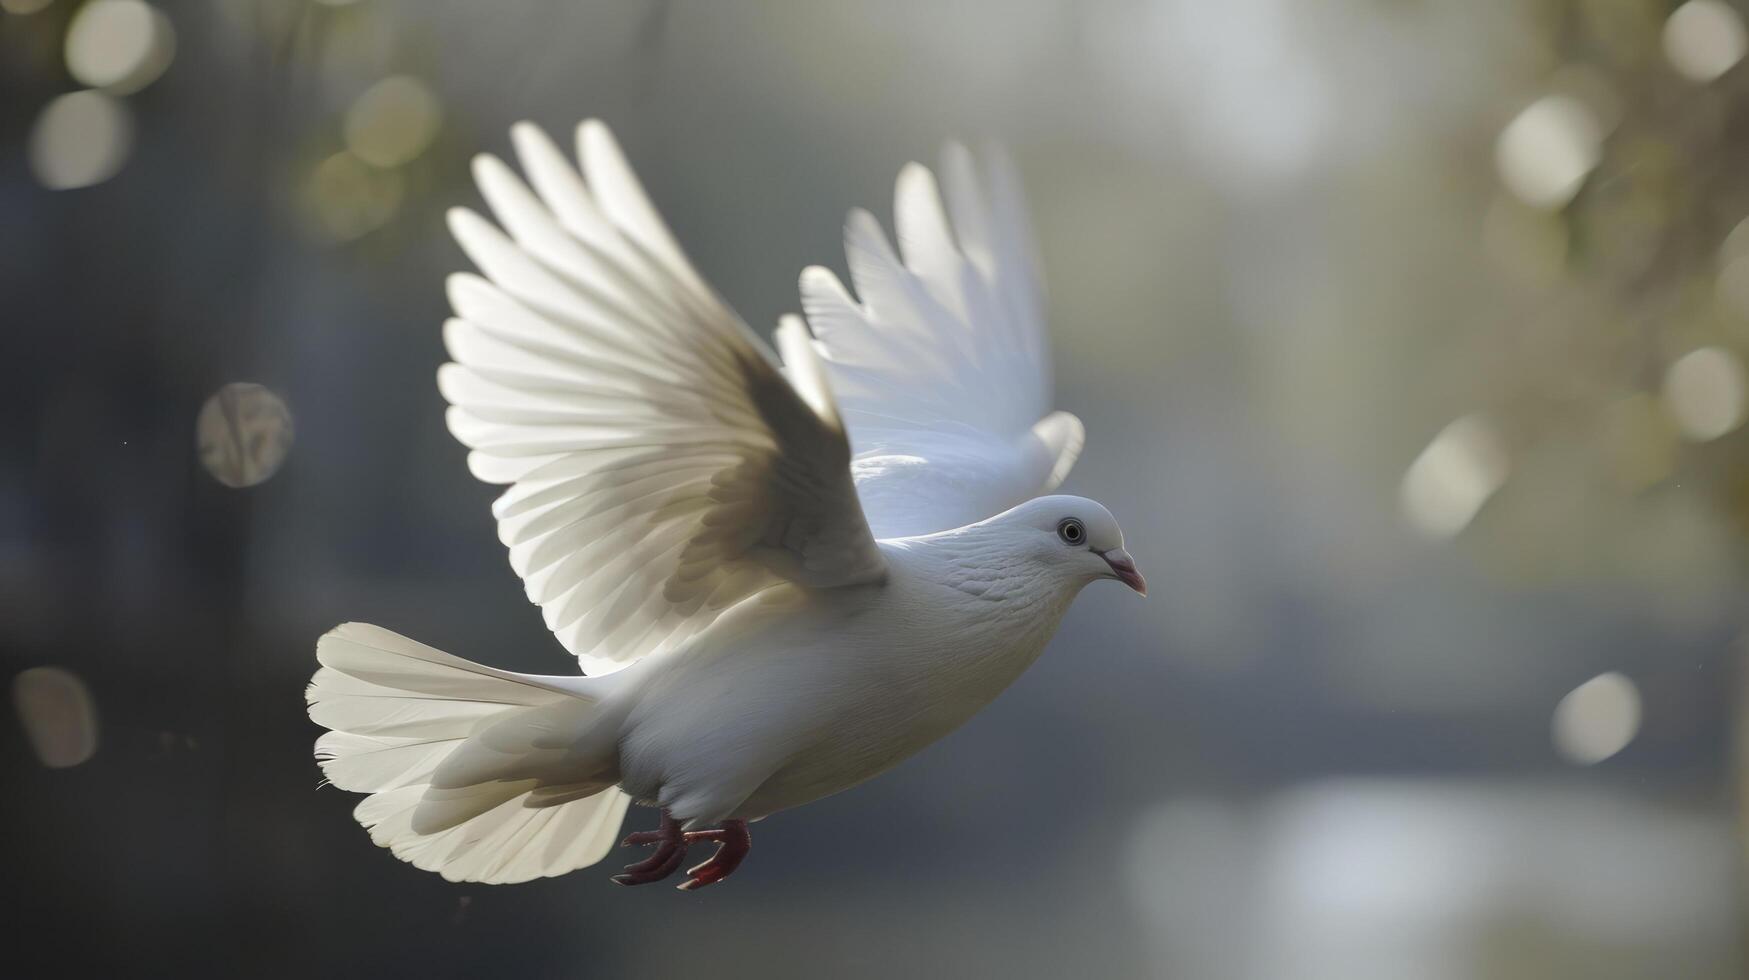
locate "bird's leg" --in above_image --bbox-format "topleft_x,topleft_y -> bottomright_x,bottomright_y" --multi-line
611,811 -> 686,886
676,819 -> 751,891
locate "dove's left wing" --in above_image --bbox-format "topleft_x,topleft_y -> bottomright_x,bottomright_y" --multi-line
797,144 -> 1083,539
442,121 -> 885,675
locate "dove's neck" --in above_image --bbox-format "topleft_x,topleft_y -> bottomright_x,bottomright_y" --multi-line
888,525 -> 1085,640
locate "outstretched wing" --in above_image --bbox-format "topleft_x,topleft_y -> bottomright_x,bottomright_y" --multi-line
798,143 -> 1083,539
442,121 -> 885,674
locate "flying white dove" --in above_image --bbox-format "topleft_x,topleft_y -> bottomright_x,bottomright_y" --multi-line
307,120 -> 1144,891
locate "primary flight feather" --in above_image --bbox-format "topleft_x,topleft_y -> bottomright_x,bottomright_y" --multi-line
308,120 -> 1143,890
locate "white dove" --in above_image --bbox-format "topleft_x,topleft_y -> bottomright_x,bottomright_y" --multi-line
307,120 -> 1144,891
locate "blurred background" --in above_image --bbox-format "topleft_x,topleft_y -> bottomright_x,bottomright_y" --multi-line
4,0 -> 1748,976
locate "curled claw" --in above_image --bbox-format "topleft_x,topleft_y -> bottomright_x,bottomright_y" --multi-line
676,819 -> 750,892
609,812 -> 754,889
612,840 -> 686,885
611,812 -> 684,886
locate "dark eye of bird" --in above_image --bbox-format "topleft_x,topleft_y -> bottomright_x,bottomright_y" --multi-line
1057,518 -> 1085,545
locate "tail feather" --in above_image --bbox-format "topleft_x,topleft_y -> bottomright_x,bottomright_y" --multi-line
355,782 -> 632,884
307,622 -> 630,884
314,731 -> 462,792
308,673 -> 513,738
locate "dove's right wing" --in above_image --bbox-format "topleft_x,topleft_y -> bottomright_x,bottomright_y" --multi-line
799,145 -> 1084,539
442,121 -> 885,675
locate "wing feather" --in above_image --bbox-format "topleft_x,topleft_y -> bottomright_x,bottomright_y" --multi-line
444,121 -> 884,673
799,144 -> 1084,537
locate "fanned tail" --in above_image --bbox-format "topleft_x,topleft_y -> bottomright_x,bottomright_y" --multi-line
307,623 -> 630,884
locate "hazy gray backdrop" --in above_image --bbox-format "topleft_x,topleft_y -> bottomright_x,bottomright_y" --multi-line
4,1 -> 1746,977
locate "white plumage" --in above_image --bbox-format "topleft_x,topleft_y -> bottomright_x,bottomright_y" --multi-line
804,147 -> 1083,538
308,121 -> 1143,889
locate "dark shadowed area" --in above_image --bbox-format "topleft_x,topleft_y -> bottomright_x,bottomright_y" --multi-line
4,1 -> 1747,977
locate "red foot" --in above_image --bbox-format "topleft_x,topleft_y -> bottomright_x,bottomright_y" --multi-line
611,812 -> 684,886
612,812 -> 752,890
676,819 -> 750,891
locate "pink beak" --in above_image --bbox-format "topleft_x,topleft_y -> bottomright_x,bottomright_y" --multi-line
1100,548 -> 1147,596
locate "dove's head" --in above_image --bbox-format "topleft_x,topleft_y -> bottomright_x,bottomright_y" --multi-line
984,494 -> 1146,596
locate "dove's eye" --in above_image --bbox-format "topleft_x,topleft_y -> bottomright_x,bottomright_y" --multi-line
1057,517 -> 1086,546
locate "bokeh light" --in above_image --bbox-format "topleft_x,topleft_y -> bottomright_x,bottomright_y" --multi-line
301,150 -> 404,241
1400,415 -> 1509,539
342,75 -> 442,169
1662,346 -> 1747,442
12,666 -> 99,769
1552,672 -> 1641,765
64,0 -> 175,95
1663,1 -> 1746,84
196,382 -> 295,488
1,0 -> 55,14
27,90 -> 133,190
1495,94 -> 1603,210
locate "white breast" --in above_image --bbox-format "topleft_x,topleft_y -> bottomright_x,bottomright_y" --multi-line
611,538 -> 1080,825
